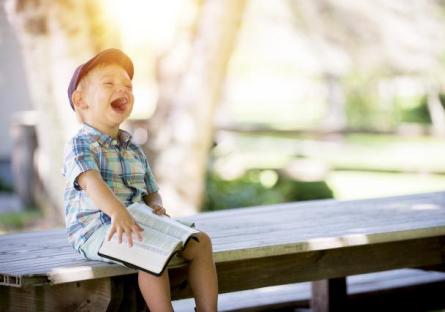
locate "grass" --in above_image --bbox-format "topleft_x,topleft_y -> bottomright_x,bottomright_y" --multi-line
211,132 -> 445,201
326,134 -> 445,173
0,209 -> 42,234
215,132 -> 445,172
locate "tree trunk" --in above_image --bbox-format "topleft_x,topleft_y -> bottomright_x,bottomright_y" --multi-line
8,0 -> 247,219
323,74 -> 347,132
7,0 -> 118,222
426,83 -> 445,137
145,0 -> 248,216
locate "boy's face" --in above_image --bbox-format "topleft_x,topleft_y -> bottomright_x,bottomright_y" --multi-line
75,64 -> 134,134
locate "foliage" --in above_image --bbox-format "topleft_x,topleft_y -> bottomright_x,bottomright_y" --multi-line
202,170 -> 333,211
396,93 -> 445,124
344,74 -> 396,130
397,95 -> 431,124
0,209 -> 41,232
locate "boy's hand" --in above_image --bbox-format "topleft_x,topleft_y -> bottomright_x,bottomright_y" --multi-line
108,208 -> 143,247
151,203 -> 169,217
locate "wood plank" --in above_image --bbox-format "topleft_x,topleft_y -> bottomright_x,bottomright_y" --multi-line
41,234 -> 444,283
0,277 -> 114,311
48,264 -> 135,285
0,250 -> 82,264
0,192 -> 443,312
1,191 -> 445,287
1,192 -> 443,249
169,236 -> 445,299
202,208 -> 445,239
183,191 -> 445,221
0,256 -> 188,286
48,256 -> 188,285
210,226 -> 445,263
3,214 -> 443,265
1,193 -> 444,248
192,215 -> 444,242
173,269 -> 445,312
2,253 -> 86,270
200,211 -> 445,238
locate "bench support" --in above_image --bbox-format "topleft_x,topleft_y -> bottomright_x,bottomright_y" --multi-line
108,275 -> 147,312
0,278 -> 114,311
311,277 -> 347,312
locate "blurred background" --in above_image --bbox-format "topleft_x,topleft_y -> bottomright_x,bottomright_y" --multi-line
1,0 -> 445,233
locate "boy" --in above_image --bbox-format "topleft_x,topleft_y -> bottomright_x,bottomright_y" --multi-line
63,48 -> 218,311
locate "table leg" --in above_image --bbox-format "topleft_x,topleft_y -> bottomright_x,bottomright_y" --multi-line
311,277 -> 347,312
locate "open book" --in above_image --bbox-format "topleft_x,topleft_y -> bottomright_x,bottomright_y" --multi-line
98,202 -> 199,276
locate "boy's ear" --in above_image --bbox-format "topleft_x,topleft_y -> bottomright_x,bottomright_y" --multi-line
71,90 -> 87,110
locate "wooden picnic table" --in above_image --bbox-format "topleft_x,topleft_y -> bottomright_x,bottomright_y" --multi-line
1,191 -> 445,311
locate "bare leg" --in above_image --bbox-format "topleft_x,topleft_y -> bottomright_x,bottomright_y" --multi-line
180,232 -> 218,312
138,270 -> 173,312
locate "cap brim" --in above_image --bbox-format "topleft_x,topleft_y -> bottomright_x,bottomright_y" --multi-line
81,48 -> 134,82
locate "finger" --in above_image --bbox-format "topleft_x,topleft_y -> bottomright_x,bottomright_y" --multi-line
107,227 -> 116,241
134,224 -> 144,241
126,230 -> 133,247
134,226 -> 143,241
117,229 -> 123,244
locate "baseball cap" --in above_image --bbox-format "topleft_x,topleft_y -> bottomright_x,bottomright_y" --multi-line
67,48 -> 134,110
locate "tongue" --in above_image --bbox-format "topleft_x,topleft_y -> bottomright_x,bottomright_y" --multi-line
111,98 -> 127,112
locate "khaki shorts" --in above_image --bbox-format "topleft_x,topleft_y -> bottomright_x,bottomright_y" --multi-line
79,225 -> 122,265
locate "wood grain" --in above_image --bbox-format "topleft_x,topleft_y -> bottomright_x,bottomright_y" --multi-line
1,192 -> 445,311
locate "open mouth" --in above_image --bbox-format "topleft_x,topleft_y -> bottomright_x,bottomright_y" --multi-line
110,97 -> 128,113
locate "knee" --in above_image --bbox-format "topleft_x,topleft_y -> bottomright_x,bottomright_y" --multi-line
181,231 -> 213,260
195,231 -> 213,252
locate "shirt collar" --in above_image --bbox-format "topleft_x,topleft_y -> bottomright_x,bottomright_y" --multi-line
81,123 -> 132,148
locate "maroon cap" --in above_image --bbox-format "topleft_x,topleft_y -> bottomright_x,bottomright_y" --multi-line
67,48 -> 134,110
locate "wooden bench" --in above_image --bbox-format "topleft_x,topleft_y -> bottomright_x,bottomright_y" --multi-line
1,191 -> 445,311
173,268 -> 445,311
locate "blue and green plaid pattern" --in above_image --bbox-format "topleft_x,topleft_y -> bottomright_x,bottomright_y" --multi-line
62,123 -> 158,251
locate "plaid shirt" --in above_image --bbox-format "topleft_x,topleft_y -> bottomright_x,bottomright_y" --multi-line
62,123 -> 158,251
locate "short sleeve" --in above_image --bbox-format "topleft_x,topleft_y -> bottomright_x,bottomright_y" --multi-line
133,145 -> 158,194
62,137 -> 99,189
144,157 -> 159,194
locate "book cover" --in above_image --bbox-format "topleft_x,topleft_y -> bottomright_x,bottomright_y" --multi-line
98,202 -> 199,276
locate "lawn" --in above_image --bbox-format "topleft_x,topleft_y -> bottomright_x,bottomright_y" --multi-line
211,131 -> 445,201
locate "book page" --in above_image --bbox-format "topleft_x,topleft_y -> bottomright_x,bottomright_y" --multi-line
127,203 -> 199,244
99,225 -> 180,275
99,203 -> 200,274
